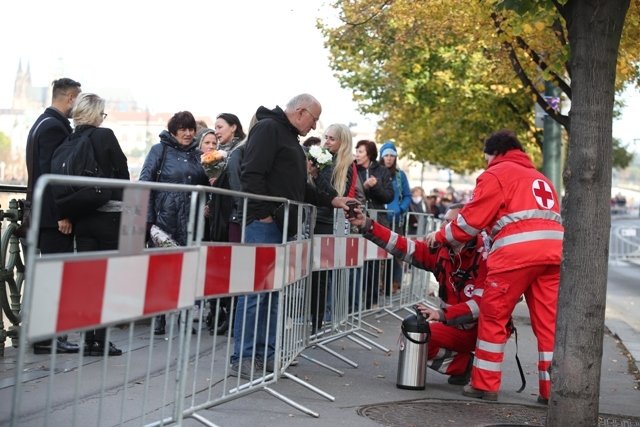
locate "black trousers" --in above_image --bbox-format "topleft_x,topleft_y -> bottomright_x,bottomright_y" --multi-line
75,211 -> 121,343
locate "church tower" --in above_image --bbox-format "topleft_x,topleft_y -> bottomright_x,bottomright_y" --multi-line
12,60 -> 32,111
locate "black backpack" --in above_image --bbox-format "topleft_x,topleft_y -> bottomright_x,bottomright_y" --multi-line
51,128 -> 112,219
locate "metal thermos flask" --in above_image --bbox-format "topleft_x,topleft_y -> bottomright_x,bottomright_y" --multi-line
396,307 -> 431,390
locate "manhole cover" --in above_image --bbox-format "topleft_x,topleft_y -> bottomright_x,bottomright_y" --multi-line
357,399 -> 640,427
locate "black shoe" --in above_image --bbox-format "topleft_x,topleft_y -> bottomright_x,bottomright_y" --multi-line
537,395 -> 549,405
210,319 -> 229,336
33,337 -> 80,354
154,315 -> 166,336
85,341 -> 123,357
448,354 -> 474,385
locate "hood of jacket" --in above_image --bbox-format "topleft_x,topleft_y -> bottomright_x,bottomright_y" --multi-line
255,105 -> 300,136
379,140 -> 398,161
159,129 -> 199,151
488,149 -> 534,170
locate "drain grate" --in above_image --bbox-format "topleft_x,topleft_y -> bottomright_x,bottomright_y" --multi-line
357,399 -> 640,427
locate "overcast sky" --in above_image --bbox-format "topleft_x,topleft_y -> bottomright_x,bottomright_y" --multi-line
0,0 -> 374,131
0,0 -> 637,150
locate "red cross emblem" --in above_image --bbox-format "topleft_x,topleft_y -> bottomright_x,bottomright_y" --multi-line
532,179 -> 555,209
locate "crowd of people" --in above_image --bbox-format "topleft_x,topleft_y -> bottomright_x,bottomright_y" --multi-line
24,78 -> 563,404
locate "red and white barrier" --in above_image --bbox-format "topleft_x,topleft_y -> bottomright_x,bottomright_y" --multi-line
312,236 -> 364,270
197,240 -> 311,299
364,239 -> 392,261
27,249 -> 200,340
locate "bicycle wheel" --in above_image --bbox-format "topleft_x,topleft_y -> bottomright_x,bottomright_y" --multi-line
0,222 -> 22,325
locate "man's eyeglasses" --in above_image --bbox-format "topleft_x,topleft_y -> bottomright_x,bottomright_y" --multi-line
302,108 -> 319,123
100,113 -> 108,119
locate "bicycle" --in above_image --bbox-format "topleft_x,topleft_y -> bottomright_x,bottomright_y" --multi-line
0,198 -> 25,355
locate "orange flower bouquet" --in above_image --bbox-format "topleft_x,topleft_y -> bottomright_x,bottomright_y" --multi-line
201,149 -> 228,180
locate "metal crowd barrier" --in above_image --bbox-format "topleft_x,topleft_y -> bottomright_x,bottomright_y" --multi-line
609,222 -> 640,262
5,176 -> 443,426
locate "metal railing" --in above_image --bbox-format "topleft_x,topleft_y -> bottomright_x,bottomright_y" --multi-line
0,184 -> 27,355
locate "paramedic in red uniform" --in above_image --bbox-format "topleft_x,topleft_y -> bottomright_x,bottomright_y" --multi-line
427,129 -> 563,404
350,203 -> 487,385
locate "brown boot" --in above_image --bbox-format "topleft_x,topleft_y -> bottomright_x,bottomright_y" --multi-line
462,384 -> 498,401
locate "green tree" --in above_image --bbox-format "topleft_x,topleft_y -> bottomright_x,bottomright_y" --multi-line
0,131 -> 11,164
612,137 -> 634,170
323,1 -> 637,424
320,0 -> 640,172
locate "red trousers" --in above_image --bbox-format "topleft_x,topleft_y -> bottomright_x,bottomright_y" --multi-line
471,264 -> 559,399
427,323 -> 476,376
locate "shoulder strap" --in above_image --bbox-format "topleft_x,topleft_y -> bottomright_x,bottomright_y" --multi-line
155,144 -> 168,182
26,117 -> 54,201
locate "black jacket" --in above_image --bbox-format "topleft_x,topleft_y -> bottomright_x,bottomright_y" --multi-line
139,131 -> 209,245
241,106 -> 332,223
71,124 -> 130,190
26,107 -> 73,228
356,160 -> 394,210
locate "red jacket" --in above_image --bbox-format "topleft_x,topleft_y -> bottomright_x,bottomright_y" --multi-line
364,220 -> 487,328
435,150 -> 564,273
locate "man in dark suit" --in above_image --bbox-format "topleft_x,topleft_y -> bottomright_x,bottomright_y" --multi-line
25,77 -> 82,354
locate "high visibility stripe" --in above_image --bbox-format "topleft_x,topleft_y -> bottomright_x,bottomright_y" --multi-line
429,348 -> 454,373
539,370 -> 551,381
490,230 -> 564,253
491,209 -> 563,238
539,351 -> 553,362
476,339 -> 506,354
465,299 -> 480,318
473,288 -> 484,297
444,223 -> 464,247
403,238 -> 416,263
457,213 -> 480,236
386,231 -> 399,253
474,357 -> 502,372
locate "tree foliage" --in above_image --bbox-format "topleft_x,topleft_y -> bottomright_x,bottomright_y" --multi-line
0,131 -> 11,164
320,0 -> 640,173
612,137 -> 634,170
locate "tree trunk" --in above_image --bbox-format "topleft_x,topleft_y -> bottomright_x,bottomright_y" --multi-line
548,1 -> 629,426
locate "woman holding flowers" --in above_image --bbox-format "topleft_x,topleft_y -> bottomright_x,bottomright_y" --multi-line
203,113 -> 247,335
307,123 -> 362,332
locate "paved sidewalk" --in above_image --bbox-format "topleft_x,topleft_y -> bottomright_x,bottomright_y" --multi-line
187,302 -> 640,426
1,302 -> 638,426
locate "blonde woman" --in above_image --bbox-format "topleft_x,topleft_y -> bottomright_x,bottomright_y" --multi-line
308,123 -> 360,332
64,93 -> 129,355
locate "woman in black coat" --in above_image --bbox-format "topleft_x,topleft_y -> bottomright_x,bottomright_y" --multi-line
139,111 -> 209,335
354,140 -> 394,309
64,93 -> 130,356
139,111 -> 209,246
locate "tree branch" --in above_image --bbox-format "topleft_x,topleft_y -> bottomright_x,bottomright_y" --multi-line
515,36 -> 572,99
491,13 -> 570,130
341,0 -> 393,26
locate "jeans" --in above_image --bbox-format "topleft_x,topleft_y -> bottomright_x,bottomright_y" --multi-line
231,221 -> 281,363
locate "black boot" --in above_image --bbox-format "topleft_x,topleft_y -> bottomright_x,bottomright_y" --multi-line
154,315 -> 166,335
208,306 -> 229,335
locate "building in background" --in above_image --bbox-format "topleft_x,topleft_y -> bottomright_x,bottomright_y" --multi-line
0,62 -> 213,182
